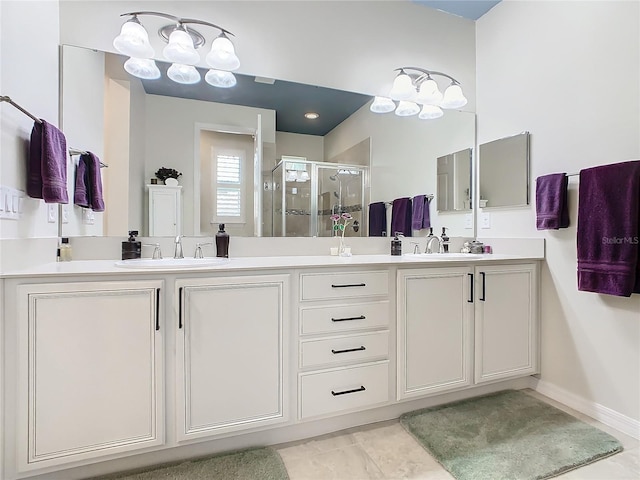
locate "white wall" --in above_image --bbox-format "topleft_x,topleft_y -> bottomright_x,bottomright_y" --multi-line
0,1 -> 60,246
275,132 -> 324,168
326,103 -> 476,236
477,1 -> 640,422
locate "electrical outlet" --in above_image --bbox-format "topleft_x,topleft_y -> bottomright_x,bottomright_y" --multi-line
47,204 -> 57,223
480,212 -> 491,229
62,205 -> 69,224
464,214 -> 473,229
82,208 -> 95,225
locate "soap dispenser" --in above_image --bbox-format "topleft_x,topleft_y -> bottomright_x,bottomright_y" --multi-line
391,232 -> 402,256
441,227 -> 450,253
216,224 -> 229,258
122,230 -> 141,260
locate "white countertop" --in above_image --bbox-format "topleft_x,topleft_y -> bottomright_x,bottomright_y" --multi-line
0,253 -> 543,279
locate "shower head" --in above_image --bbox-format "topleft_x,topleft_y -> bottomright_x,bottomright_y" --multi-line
333,191 -> 340,199
329,174 -> 338,181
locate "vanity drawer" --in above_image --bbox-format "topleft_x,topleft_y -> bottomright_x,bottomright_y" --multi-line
300,331 -> 389,369
299,361 -> 389,419
300,301 -> 390,335
300,271 -> 389,301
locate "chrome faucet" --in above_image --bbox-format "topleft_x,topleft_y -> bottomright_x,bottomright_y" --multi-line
194,242 -> 213,259
174,235 -> 184,259
425,235 -> 444,254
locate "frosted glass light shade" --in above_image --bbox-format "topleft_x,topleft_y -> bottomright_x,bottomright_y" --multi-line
163,28 -> 200,65
113,19 -> 154,58
206,34 -> 240,71
370,96 -> 396,113
389,73 -> 415,101
167,63 -> 201,84
416,78 -> 443,105
285,170 -> 297,182
298,170 -> 310,182
123,57 -> 161,79
395,101 -> 420,117
441,83 -> 468,109
205,69 -> 237,88
419,104 -> 444,120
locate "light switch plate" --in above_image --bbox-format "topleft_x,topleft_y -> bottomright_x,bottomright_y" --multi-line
62,205 -> 69,224
480,212 -> 491,229
82,208 -> 95,225
464,214 -> 473,229
47,204 -> 57,223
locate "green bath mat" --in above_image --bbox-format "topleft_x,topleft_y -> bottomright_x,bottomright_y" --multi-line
95,447 -> 289,480
400,390 -> 623,480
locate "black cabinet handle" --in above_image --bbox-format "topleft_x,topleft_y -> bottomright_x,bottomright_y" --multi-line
178,287 -> 183,329
331,315 -> 366,322
331,385 -> 366,396
331,346 -> 366,354
155,288 -> 160,331
468,273 -> 474,303
331,283 -> 366,288
480,272 -> 486,301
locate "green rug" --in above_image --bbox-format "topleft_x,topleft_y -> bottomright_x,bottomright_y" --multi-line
400,390 -> 623,480
95,447 -> 289,480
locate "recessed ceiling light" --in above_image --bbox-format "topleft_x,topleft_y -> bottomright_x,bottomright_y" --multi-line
304,112 -> 319,120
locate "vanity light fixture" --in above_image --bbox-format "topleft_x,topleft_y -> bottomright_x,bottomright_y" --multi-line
370,67 -> 467,119
113,11 -> 240,87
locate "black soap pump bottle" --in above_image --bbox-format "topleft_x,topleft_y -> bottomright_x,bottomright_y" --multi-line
441,227 -> 450,253
391,232 -> 402,256
122,231 -> 141,260
216,224 -> 229,258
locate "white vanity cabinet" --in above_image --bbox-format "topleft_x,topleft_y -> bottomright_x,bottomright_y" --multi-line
14,280 -> 164,473
174,275 -> 289,441
147,184 -> 182,237
474,263 -> 539,383
297,270 -> 391,420
397,266 -> 474,400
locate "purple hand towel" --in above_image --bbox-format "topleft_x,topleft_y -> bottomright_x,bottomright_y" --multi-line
82,152 -> 105,212
536,173 -> 569,229
28,120 -> 69,203
368,202 -> 387,236
577,160 -> 640,297
391,197 -> 412,237
412,195 -> 426,230
74,156 -> 90,208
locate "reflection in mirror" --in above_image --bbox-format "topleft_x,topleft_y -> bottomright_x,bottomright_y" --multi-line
479,132 -> 530,208
436,148 -> 472,212
61,45 -> 477,238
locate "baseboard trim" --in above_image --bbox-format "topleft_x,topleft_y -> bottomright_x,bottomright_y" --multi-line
532,379 -> 640,440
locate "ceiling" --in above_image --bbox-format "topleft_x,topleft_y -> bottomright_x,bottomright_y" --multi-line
141,61 -> 372,137
414,0 -> 501,20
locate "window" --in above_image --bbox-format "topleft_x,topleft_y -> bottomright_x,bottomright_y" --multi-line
213,150 -> 245,223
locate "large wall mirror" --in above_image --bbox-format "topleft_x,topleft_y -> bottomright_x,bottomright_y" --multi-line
436,148 -> 473,212
60,45 -> 476,238
479,132 -> 530,208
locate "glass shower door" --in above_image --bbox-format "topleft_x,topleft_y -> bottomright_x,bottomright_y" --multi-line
316,165 -> 365,238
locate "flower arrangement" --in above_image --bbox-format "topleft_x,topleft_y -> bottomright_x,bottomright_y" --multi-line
331,212 -> 352,255
155,167 -> 182,182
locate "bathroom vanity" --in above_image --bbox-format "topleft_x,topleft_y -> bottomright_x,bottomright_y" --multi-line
0,253 -> 540,479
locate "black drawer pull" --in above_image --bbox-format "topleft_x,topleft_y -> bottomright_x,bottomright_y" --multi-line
155,288 -> 160,331
468,273 -> 474,303
331,385 -> 366,396
480,271 -> 486,301
178,287 -> 183,329
331,315 -> 366,322
331,283 -> 366,288
332,346 -> 366,354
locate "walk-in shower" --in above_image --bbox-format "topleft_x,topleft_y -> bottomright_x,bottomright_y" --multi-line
271,159 -> 368,237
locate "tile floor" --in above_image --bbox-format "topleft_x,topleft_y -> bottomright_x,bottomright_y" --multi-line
274,390 -> 640,480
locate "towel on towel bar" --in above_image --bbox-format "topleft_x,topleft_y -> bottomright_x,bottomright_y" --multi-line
577,160 -> 640,296
411,195 -> 431,230
74,152 -> 105,212
368,202 -> 387,236
27,119 -> 69,203
391,197 -> 412,237
536,173 -> 570,229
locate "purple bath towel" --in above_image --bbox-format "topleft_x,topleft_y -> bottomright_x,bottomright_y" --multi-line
27,120 -> 69,203
368,202 -> 387,236
411,195 -> 431,230
391,197 -> 412,237
536,173 -> 569,229
577,160 -> 640,297
75,152 -> 105,212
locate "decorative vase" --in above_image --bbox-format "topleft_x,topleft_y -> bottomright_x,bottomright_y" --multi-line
338,236 -> 352,257
164,177 -> 179,186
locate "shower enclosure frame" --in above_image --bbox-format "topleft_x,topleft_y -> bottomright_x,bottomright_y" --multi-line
272,159 -> 369,237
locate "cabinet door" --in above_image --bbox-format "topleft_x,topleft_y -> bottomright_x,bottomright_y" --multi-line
176,275 -> 289,441
16,280 -> 164,472
397,267 -> 473,400
474,263 -> 539,383
149,187 -> 181,236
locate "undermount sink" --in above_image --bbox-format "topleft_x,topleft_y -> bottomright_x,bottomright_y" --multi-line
404,253 -> 486,259
114,257 -> 230,269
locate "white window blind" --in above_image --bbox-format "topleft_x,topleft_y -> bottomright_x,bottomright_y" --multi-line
214,152 -> 244,222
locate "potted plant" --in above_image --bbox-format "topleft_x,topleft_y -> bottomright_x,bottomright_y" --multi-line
155,167 -> 182,186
